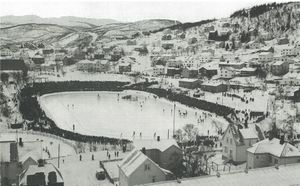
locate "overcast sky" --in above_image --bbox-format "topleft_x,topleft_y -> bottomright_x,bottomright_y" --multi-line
0,0 -> 291,23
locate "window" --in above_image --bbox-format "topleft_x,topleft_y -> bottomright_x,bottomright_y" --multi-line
224,146 -> 228,153
227,137 -> 229,143
230,138 -> 233,145
144,164 -> 150,171
152,176 -> 156,182
256,155 -> 259,159
274,159 -> 278,164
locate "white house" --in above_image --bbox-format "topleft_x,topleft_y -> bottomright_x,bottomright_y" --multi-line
118,150 -> 174,186
258,52 -> 273,63
219,67 -> 237,79
153,65 -> 165,76
222,124 -> 264,162
247,138 -> 300,169
281,46 -> 299,56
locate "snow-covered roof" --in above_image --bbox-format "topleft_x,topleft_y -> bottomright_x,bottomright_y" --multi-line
144,162 -> 300,186
133,139 -> 180,152
247,138 -> 300,157
272,61 -> 286,66
240,67 -> 256,72
239,128 -> 258,139
119,150 -> 148,177
201,81 -> 223,87
20,163 -> 64,185
119,149 -> 171,178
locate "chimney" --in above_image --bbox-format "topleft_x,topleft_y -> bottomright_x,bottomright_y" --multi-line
38,159 -> 45,167
141,147 -> 146,154
19,137 -> 23,147
157,136 -> 160,142
279,136 -> 284,145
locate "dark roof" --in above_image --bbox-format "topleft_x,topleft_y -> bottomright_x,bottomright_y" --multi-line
0,59 -> 27,72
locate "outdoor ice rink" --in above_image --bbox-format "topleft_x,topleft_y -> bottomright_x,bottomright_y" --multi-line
39,90 -> 228,140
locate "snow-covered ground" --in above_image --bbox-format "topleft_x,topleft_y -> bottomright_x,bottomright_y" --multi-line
0,131 -> 76,158
32,70 -> 133,82
39,90 -> 228,140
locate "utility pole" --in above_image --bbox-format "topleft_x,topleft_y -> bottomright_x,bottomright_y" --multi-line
173,103 -> 176,137
58,144 -> 60,168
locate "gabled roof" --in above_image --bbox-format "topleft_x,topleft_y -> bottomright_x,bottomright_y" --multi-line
222,124 -> 262,146
247,138 -> 300,157
20,163 -> 64,185
133,139 -> 180,152
119,150 -> 172,178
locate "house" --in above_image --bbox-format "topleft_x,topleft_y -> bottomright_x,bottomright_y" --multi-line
133,138 -> 183,172
219,67 -> 237,79
222,124 -> 263,163
153,65 -> 165,76
273,54 -> 290,63
293,88 -> 300,102
62,56 -> 75,66
76,59 -> 95,71
280,72 -> 300,86
31,55 -> 45,65
161,43 -> 174,50
162,35 -> 172,41
204,25 -> 214,32
219,61 -> 246,69
118,150 -> 174,186
94,60 -> 110,72
166,68 -> 181,77
200,81 -> 227,93
179,79 -> 202,89
167,59 -> 183,68
198,52 -> 212,63
188,37 -> 197,45
0,137 -> 19,186
119,63 -> 131,73
246,40 -> 261,49
198,65 -> 218,78
240,67 -> 257,77
258,52 -> 273,63
42,49 -> 54,55
271,61 -> 289,76
19,162 -> 64,186
247,138 -> 300,169
181,67 -> 198,78
0,137 -> 45,186
281,46 -> 298,56
127,39 -> 137,45
0,59 -> 27,83
277,37 -> 289,45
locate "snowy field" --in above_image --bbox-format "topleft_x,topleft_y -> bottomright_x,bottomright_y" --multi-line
39,90 -> 228,140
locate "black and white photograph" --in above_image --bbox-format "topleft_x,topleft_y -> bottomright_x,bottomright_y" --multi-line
0,0 -> 300,185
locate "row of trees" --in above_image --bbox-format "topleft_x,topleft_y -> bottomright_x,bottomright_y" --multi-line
230,2 -> 286,18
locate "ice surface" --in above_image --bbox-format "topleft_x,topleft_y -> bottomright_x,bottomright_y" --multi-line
39,90 -> 228,140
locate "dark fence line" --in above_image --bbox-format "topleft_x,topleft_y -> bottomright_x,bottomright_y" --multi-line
19,81 -> 131,144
